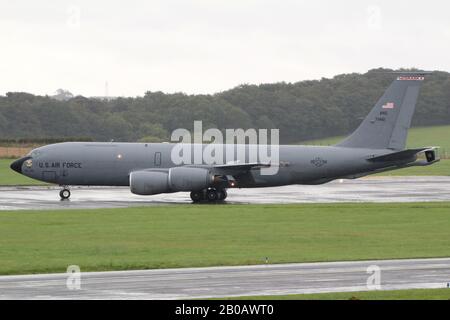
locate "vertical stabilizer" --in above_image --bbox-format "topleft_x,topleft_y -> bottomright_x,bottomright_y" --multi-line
336,73 -> 429,150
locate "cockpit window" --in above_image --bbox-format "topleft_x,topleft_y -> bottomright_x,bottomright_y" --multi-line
25,159 -> 33,168
28,150 -> 42,158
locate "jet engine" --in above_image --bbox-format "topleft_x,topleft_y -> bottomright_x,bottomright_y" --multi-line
130,171 -> 169,195
130,167 -> 214,195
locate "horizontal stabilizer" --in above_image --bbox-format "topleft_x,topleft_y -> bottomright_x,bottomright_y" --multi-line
367,148 -> 428,162
367,147 -> 440,163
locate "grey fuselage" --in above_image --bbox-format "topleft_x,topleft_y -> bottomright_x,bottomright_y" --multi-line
16,142 -> 409,188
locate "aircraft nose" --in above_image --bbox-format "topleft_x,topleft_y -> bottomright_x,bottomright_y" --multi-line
10,157 -> 31,174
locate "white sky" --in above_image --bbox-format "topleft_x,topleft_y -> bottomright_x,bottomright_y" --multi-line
1,0 -> 449,97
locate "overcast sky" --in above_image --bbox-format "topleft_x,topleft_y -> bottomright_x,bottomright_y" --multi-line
1,0 -> 449,97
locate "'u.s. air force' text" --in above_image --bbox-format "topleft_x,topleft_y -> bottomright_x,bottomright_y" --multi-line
38,162 -> 82,169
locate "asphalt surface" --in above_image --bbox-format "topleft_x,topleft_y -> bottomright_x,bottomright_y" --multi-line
0,258 -> 449,299
1,176 -> 450,210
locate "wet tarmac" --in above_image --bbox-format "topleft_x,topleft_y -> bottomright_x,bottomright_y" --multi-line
1,176 -> 450,210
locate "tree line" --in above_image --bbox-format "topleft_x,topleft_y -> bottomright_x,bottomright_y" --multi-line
1,68 -> 449,144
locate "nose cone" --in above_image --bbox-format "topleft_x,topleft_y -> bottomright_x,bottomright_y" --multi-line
10,157 -> 31,174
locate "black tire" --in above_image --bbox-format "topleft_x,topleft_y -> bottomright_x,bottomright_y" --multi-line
221,189 -> 228,200
190,191 -> 203,202
60,189 -> 71,200
216,189 -> 227,201
206,189 -> 218,202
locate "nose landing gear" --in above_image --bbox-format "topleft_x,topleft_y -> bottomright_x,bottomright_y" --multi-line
59,188 -> 71,200
190,188 -> 228,203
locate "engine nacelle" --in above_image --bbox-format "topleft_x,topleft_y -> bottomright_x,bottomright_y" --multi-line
130,167 -> 214,195
130,171 -> 170,195
168,167 -> 214,191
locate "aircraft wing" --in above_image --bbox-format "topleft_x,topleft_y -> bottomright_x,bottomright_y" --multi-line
136,162 -> 271,174
210,162 -> 270,171
187,162 -> 271,173
186,162 -> 272,187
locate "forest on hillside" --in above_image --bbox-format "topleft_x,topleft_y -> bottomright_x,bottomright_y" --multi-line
1,68 -> 449,144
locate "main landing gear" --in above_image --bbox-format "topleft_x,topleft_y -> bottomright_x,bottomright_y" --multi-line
190,188 -> 227,203
59,187 -> 71,200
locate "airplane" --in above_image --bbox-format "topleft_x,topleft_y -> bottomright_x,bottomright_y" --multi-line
10,72 -> 440,202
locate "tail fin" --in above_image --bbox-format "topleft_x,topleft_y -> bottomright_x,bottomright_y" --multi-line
336,72 -> 429,150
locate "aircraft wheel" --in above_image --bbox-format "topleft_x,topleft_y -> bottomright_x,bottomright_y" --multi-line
60,189 -> 71,200
206,189 -> 218,202
216,189 -> 227,201
190,190 -> 203,202
221,189 -> 228,200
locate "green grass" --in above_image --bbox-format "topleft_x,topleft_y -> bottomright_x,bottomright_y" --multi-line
0,159 -> 45,185
1,203 -> 450,275
223,288 -> 450,300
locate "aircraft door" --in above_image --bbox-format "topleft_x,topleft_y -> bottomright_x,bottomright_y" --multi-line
154,152 -> 162,167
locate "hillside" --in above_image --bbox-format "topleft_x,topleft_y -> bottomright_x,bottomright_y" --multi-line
1,68 -> 449,144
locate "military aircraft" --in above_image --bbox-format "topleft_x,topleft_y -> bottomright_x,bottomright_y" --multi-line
10,72 -> 439,202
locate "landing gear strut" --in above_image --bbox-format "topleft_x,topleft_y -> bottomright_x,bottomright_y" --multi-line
190,188 -> 227,203
59,188 -> 71,200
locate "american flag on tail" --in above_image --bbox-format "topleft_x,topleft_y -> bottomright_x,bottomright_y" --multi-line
382,102 -> 395,109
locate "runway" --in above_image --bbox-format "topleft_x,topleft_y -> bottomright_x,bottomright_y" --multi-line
1,176 -> 450,210
0,258 -> 449,299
